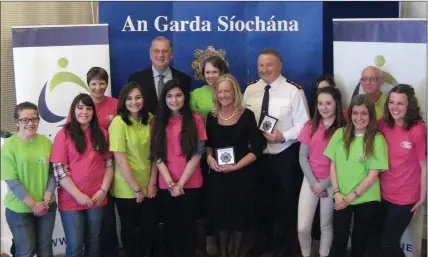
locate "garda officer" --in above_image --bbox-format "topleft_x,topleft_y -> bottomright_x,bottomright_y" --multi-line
243,48 -> 309,257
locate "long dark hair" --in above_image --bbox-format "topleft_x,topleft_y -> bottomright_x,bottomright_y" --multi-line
310,86 -> 346,139
202,56 -> 229,75
383,84 -> 423,131
117,82 -> 149,126
65,93 -> 108,154
308,75 -> 336,118
151,79 -> 198,163
343,94 -> 378,159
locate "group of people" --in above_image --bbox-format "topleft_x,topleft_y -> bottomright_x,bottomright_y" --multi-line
1,35 -> 426,257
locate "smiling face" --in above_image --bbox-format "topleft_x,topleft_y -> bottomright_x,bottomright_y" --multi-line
150,39 -> 173,72
204,62 -> 221,86
257,53 -> 282,84
166,87 -> 185,115
361,66 -> 384,95
317,93 -> 336,120
351,104 -> 370,134
75,101 -> 94,129
126,88 -> 144,116
217,80 -> 235,108
16,109 -> 39,138
88,78 -> 108,100
388,92 -> 408,125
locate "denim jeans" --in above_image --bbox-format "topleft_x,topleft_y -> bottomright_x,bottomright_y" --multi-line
5,202 -> 57,257
60,206 -> 104,257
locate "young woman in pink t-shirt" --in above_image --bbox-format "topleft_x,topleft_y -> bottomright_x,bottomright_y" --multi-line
297,86 -> 346,257
51,93 -> 114,257
376,84 -> 427,257
151,79 -> 207,257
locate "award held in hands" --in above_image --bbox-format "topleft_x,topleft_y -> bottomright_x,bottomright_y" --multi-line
215,147 -> 235,166
259,115 -> 278,133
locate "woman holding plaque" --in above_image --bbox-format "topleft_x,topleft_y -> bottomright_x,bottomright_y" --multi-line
190,55 -> 229,256
151,78 -> 207,257
205,74 -> 263,257
375,84 -> 426,257
324,94 -> 388,257
297,86 -> 346,257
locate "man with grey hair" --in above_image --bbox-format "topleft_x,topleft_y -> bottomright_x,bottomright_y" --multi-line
351,66 -> 389,119
128,36 -> 191,114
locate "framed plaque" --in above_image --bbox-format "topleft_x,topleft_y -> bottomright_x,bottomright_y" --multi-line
259,115 -> 278,133
215,146 -> 235,166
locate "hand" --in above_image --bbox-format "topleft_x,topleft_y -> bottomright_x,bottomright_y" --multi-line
32,202 -> 48,216
264,129 -> 284,144
135,191 -> 145,203
170,185 -> 184,197
311,183 -> 324,195
317,190 -> 328,198
147,185 -> 158,198
76,193 -> 94,207
411,200 -> 425,218
219,164 -> 237,173
334,193 -> 348,210
207,156 -> 220,172
91,189 -> 107,206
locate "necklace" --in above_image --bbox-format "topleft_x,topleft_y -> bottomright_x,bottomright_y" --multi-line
219,109 -> 237,121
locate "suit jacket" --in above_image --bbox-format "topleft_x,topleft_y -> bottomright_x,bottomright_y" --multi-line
128,66 -> 192,115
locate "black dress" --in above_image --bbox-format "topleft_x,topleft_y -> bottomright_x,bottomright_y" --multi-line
206,108 -> 263,231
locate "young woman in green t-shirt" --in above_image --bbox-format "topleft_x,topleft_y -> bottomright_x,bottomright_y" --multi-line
1,102 -> 56,257
324,94 -> 388,257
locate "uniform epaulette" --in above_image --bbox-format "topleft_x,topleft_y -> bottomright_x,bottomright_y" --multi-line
286,79 -> 303,90
246,79 -> 259,88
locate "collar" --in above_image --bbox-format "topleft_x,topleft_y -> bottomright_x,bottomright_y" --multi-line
152,65 -> 172,79
261,75 -> 283,91
375,92 -> 386,105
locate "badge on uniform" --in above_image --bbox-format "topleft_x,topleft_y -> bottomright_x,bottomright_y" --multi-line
259,114 -> 278,133
215,146 -> 235,166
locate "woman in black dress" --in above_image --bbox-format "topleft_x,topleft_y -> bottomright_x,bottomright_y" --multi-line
205,74 -> 263,257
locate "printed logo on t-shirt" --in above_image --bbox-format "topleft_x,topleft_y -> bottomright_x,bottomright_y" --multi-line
400,141 -> 412,149
106,115 -> 114,121
38,157 -> 48,165
357,153 -> 367,161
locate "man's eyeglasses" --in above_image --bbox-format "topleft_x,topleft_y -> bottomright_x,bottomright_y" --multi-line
360,77 -> 380,83
18,117 -> 40,124
152,49 -> 170,55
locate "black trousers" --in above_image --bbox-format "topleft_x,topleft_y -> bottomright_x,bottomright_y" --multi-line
373,199 -> 415,257
252,142 -> 303,254
100,193 -> 119,257
200,156 -> 215,236
330,201 -> 378,257
114,197 -> 158,257
159,188 -> 201,257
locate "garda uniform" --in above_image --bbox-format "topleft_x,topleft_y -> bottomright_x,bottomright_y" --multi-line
243,74 -> 309,256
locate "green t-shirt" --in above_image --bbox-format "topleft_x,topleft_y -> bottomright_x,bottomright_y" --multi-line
374,92 -> 387,120
1,134 -> 53,213
324,128 -> 388,205
109,115 -> 151,198
190,85 -> 214,123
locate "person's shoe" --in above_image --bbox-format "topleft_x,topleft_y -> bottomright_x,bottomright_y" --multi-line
245,244 -> 272,257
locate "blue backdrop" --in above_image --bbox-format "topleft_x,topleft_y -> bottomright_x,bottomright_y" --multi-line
99,2 -> 323,98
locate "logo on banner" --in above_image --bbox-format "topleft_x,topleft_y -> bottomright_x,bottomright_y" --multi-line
38,58 -> 88,123
352,55 -> 399,98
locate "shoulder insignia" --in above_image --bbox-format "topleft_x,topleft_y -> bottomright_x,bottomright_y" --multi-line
246,79 -> 259,88
286,79 -> 303,90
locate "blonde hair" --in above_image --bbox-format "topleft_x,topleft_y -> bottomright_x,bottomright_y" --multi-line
211,74 -> 244,117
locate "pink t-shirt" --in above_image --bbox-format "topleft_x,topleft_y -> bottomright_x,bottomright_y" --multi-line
158,112 -> 207,190
298,121 -> 332,179
50,127 -> 113,211
378,120 -> 427,205
66,96 -> 118,130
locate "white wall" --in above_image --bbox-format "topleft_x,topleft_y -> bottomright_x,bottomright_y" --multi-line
400,2 -> 427,18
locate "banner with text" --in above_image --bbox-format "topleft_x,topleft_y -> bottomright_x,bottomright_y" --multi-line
99,2 -> 323,97
0,24 -> 111,255
333,19 -> 427,257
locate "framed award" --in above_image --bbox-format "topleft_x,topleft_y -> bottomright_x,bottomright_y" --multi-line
215,146 -> 235,166
259,114 -> 278,133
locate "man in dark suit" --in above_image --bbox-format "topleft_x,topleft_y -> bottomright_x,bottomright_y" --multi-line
128,36 -> 191,115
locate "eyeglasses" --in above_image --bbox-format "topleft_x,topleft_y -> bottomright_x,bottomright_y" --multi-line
360,77 -> 380,83
152,49 -> 170,55
18,117 -> 40,124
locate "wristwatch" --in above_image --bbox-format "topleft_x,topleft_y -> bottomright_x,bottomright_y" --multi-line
43,199 -> 50,206
280,138 -> 286,144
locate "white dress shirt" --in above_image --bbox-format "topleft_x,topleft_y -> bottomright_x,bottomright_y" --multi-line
243,75 -> 310,154
152,65 -> 173,99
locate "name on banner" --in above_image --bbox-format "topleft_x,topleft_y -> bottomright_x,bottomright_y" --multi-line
122,15 -> 299,32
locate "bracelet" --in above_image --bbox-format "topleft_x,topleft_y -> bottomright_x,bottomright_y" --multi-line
156,159 -> 163,164
333,188 -> 340,194
43,199 -> 50,206
168,181 -> 176,189
134,188 -> 143,193
354,191 -> 360,198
